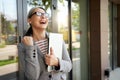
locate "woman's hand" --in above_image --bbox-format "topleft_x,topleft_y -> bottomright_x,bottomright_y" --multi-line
22,36 -> 33,46
45,47 -> 59,66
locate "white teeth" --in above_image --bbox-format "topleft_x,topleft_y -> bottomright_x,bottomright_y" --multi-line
40,22 -> 46,24
40,20 -> 46,24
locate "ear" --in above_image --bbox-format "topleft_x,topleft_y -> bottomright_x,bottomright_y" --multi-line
27,19 -> 31,24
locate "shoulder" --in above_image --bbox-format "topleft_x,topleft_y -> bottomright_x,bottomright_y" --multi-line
17,42 -> 26,51
45,32 -> 49,38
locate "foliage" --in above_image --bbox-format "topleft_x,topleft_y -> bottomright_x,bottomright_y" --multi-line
0,59 -> 17,66
1,14 -> 6,35
27,0 -> 50,10
7,22 -> 15,34
27,0 -> 64,10
1,14 -> 15,35
72,3 -> 80,30
0,40 -> 6,48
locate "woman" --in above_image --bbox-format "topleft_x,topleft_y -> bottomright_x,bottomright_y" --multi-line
17,7 -> 72,80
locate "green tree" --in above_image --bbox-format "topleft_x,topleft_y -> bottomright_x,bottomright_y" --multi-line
27,0 -> 64,10
27,0 -> 51,10
1,14 -> 7,35
72,3 -> 80,30
7,22 -> 15,34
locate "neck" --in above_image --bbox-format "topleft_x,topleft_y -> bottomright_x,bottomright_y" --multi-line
33,29 -> 46,41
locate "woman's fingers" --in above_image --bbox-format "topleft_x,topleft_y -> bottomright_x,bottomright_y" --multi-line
22,36 -> 33,46
45,53 -> 58,66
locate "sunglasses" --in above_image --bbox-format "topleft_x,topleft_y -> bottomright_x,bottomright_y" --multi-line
31,12 -> 49,18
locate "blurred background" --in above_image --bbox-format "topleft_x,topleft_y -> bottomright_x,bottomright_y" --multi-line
0,0 -> 120,80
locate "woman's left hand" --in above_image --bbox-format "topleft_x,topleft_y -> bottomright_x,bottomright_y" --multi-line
45,47 -> 59,67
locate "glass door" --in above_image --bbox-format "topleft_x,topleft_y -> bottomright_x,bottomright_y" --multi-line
26,0 -> 81,80
71,2 -> 80,80
0,0 -> 18,80
52,0 -> 81,80
27,0 -> 73,80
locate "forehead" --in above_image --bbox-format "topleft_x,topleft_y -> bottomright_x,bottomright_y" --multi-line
33,8 -> 45,13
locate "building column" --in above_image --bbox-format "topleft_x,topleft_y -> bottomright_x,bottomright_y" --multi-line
51,0 -> 58,33
89,0 -> 109,80
117,4 -> 120,67
89,0 -> 101,80
101,0 -> 109,80
80,0 -> 89,80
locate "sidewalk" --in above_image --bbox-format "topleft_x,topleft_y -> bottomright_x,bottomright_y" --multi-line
0,63 -> 18,76
0,45 -> 18,60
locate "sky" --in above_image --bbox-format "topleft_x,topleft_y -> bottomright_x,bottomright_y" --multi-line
0,0 -> 17,21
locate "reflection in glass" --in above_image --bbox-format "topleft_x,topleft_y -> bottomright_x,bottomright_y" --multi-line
0,0 -> 18,80
71,2 -> 80,80
57,1 -> 80,80
58,1 -> 69,43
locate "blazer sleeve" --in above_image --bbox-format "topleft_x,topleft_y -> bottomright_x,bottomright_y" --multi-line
17,43 -> 40,80
55,41 -> 72,73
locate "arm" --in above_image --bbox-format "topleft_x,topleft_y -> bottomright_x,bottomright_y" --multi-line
18,42 -> 40,80
55,41 -> 72,73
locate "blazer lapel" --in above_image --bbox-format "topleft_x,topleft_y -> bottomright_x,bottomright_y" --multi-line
36,45 -> 44,59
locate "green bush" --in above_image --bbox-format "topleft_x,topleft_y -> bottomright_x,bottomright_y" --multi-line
0,58 -> 18,66
0,40 -> 6,48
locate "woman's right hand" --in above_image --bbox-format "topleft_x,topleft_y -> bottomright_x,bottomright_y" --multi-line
22,36 -> 33,46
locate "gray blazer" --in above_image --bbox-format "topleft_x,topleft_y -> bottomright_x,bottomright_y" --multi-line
17,36 -> 72,80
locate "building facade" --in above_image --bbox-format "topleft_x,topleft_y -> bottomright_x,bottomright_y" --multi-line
0,0 -> 120,80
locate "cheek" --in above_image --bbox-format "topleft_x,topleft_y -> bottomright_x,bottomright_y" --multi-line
31,16 -> 40,21
46,19 -> 49,24
30,21 -> 39,27
31,18 -> 40,24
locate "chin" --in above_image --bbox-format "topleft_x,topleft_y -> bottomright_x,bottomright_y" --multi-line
39,27 -> 47,30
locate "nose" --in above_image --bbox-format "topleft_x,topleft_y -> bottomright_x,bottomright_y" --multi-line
40,15 -> 45,19
41,14 -> 46,18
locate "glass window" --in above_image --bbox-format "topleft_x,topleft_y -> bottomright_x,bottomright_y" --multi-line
109,2 -> 117,70
57,1 -> 68,42
58,1 -> 80,80
27,0 -> 71,80
27,1 -> 81,80
71,2 -> 80,80
0,0 -> 18,80
57,1 -> 70,79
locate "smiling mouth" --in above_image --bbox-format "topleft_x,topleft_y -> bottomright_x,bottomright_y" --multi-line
40,22 -> 46,24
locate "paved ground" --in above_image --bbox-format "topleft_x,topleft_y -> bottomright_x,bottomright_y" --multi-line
0,45 -> 18,80
0,63 -> 18,76
0,45 -> 18,60
0,63 -> 18,80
